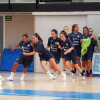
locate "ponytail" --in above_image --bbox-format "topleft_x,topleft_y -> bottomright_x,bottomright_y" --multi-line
60,30 -> 68,38
33,33 -> 43,42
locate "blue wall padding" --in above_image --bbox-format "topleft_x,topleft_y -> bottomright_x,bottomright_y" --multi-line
0,49 -> 34,72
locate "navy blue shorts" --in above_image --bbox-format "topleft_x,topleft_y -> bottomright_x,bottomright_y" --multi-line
16,55 -> 33,68
54,55 -> 60,64
40,54 -> 54,62
82,52 -> 93,61
75,49 -> 81,57
61,54 -> 65,58
65,53 -> 78,64
40,57 -> 49,62
61,51 -> 65,58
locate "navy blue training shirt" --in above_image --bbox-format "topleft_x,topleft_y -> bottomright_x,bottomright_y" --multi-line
19,40 -> 33,57
34,41 -> 53,59
47,37 -> 61,56
60,38 -> 76,56
92,37 -> 98,52
69,32 -> 83,51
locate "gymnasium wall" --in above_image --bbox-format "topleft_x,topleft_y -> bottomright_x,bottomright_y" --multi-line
34,13 -> 100,73
4,13 -> 100,73
34,15 -> 87,73
5,15 -> 34,48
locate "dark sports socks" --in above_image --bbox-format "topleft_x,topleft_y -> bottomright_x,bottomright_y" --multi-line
80,70 -> 85,76
74,69 -> 76,73
82,70 -> 85,73
86,70 -> 89,75
90,69 -> 92,74
80,72 -> 84,76
71,70 -> 76,74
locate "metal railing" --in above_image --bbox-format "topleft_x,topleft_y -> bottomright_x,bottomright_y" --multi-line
0,0 -> 35,3
0,0 -> 100,3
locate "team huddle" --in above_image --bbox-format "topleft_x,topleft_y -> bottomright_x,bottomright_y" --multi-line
0,24 -> 98,83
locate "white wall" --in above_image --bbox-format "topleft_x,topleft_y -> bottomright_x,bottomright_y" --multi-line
34,15 -> 87,73
87,15 -> 100,50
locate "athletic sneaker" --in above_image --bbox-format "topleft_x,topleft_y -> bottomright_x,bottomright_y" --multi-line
0,76 -> 4,86
0,76 -> 4,82
47,71 -> 54,80
82,76 -> 85,81
20,74 -> 26,81
82,70 -> 85,74
61,73 -> 66,82
49,75 -> 55,80
85,74 -> 89,77
6,76 -> 13,81
89,74 -> 93,77
72,73 -> 75,79
63,71 -> 66,74
20,76 -> 24,81
54,73 -> 57,79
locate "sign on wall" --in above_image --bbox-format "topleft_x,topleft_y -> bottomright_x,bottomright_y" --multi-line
92,53 -> 100,76
5,16 -> 12,21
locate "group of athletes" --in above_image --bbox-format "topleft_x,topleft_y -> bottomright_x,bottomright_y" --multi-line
0,24 -> 98,83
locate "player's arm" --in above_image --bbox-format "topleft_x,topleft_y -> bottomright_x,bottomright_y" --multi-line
23,51 -> 37,56
31,43 -> 35,51
90,36 -> 97,41
64,39 -> 74,55
46,46 -> 50,49
80,34 -> 83,43
57,42 -> 63,50
80,39 -> 83,44
24,43 -> 42,55
12,44 -> 20,51
46,37 -> 50,49
94,46 -> 98,53
64,47 -> 74,55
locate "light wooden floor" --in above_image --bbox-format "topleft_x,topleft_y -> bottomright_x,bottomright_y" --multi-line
0,72 -> 100,100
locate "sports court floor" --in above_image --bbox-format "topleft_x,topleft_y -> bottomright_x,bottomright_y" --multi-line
0,71 -> 100,100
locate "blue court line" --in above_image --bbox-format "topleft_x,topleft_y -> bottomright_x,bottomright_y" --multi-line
0,89 -> 100,100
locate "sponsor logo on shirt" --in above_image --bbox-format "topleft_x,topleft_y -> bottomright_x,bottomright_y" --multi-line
51,40 -> 53,42
77,35 -> 80,38
27,44 -> 30,47
55,42 -> 58,45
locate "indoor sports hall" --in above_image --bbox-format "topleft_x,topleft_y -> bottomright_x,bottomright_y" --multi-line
0,0 -> 100,100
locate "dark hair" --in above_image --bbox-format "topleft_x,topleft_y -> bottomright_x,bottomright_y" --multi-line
83,26 -> 88,30
22,33 -> 28,38
89,28 -> 93,32
72,24 -> 78,32
51,29 -> 58,35
33,33 -> 43,42
60,30 -> 68,38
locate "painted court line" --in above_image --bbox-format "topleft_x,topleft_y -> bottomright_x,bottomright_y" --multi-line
0,89 -> 100,100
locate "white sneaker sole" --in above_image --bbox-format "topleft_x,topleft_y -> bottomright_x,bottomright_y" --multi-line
82,76 -> 86,81
6,78 -> 13,81
20,78 -> 24,81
